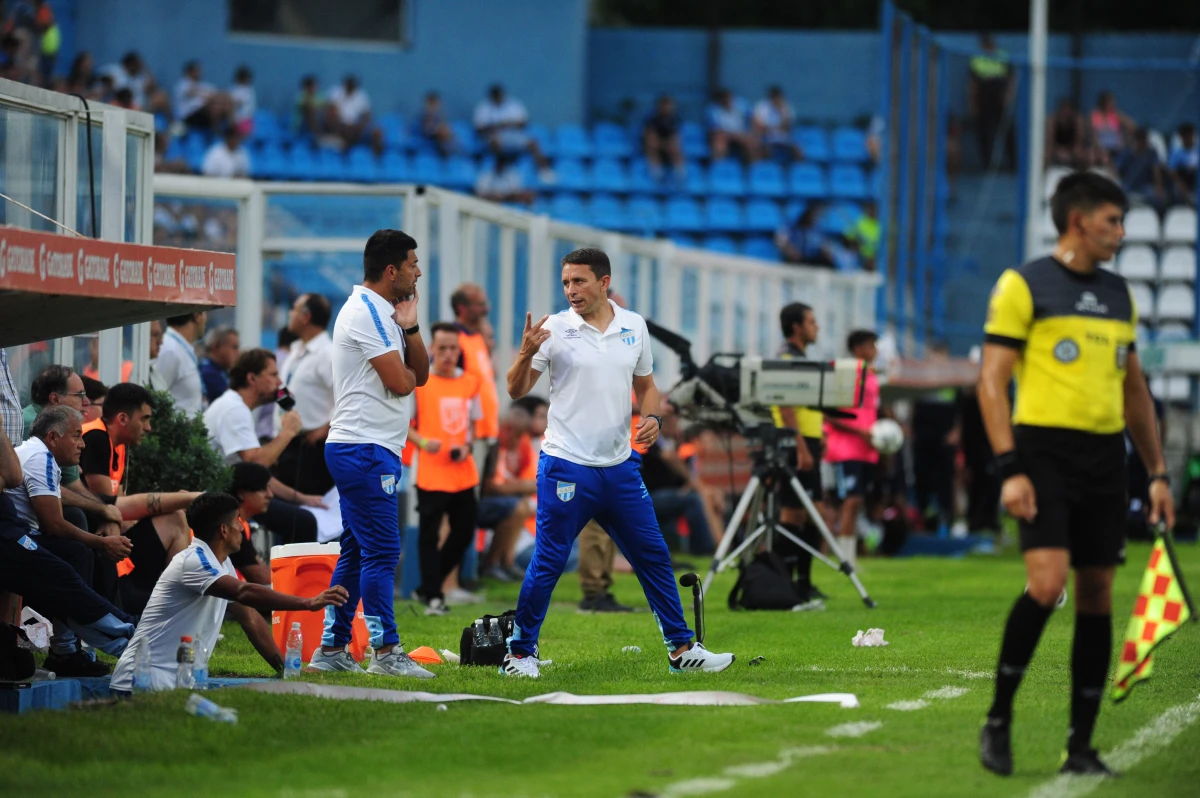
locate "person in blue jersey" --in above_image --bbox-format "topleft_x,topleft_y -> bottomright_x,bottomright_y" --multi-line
502,247 -> 735,678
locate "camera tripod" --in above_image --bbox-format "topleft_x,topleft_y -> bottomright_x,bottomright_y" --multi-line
702,424 -> 877,608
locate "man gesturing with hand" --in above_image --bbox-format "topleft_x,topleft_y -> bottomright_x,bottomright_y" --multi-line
502,248 -> 734,678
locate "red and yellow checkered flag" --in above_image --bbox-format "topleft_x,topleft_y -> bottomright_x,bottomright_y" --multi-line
1112,533 -> 1197,702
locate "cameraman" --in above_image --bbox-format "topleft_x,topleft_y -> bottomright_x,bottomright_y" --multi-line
770,303 -> 827,610
408,323 -> 483,615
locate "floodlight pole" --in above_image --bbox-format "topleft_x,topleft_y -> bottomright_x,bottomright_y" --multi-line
1023,0 -> 1049,260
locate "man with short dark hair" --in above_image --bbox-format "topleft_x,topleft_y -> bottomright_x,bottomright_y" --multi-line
978,172 -> 1172,777
503,247 -> 734,677
199,326 -> 240,405
227,462 -> 273,585
81,376 -> 107,424
314,228 -> 432,677
276,293 -> 336,496
158,312 -> 207,413
109,492 -> 349,693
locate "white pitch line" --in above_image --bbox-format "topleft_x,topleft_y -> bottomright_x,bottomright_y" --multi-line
656,747 -> 834,798
1025,693 -> 1200,798
887,699 -> 929,711
887,685 -> 970,712
825,721 -> 884,738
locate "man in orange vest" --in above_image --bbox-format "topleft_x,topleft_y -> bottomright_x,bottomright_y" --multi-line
79,383 -> 198,614
408,323 -> 483,615
450,284 -> 499,443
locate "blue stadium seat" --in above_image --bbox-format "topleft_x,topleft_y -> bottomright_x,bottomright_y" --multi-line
704,198 -> 744,233
593,122 -> 633,159
741,237 -> 780,261
669,234 -> 700,249
819,201 -> 863,235
832,127 -> 869,163
346,147 -> 380,183
789,163 -> 829,199
285,146 -> 318,181
625,195 -> 664,233
681,162 -> 709,196
703,235 -> 738,254
380,151 -> 410,182
527,123 -> 555,158
587,194 -> 626,230
748,161 -> 786,198
165,137 -> 187,164
411,152 -> 445,184
450,120 -> 482,155
744,198 -> 783,233
378,113 -> 407,150
784,199 -> 808,225
869,169 -> 882,199
548,158 -> 590,192
250,109 -> 283,145
549,193 -> 588,224
591,159 -> 629,193
627,159 -> 665,195
829,164 -> 869,200
680,121 -> 708,159
708,160 -> 746,196
793,127 -> 830,162
443,155 -> 478,190
315,149 -> 345,181
665,197 -> 703,232
183,133 -> 208,172
555,124 -> 594,159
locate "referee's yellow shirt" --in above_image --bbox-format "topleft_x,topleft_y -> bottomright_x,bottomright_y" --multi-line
770,344 -> 824,438
984,256 -> 1137,435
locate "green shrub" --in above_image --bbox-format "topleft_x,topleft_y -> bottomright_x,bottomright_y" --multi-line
126,390 -> 230,495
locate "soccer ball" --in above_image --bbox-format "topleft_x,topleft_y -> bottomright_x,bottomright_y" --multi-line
870,419 -> 904,455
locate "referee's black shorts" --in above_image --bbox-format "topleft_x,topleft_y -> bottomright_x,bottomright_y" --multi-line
1015,425 -> 1128,567
781,437 -> 824,510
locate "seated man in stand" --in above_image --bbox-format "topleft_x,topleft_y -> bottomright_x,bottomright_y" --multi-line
1,407 -> 136,674
110,492 -> 348,693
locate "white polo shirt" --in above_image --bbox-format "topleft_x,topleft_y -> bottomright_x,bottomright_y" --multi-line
283,331 -> 335,430
110,538 -> 237,692
473,97 -> 528,131
5,437 -> 60,533
156,327 -> 205,414
328,85 -> 371,126
327,285 -> 410,457
532,300 -> 652,467
203,389 -> 259,465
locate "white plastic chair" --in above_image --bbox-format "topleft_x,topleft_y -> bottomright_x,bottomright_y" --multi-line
1116,245 -> 1158,281
1166,376 -> 1191,403
1155,321 -> 1192,342
1123,206 -> 1162,245
1129,282 -> 1156,322
1156,284 -> 1195,322
1163,206 -> 1197,245
1160,246 -> 1197,283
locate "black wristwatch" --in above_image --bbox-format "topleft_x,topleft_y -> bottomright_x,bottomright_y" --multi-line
402,324 -> 420,337
994,450 -> 1024,481
1148,473 -> 1171,488
645,414 -> 663,430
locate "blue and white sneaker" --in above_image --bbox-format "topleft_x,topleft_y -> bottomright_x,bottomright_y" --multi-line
500,652 -> 540,678
367,647 -> 436,679
306,648 -> 363,673
668,642 -> 735,673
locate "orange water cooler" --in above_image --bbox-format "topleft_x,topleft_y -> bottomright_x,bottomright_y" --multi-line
270,542 -> 369,663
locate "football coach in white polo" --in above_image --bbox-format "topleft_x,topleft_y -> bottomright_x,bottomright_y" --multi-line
502,247 -> 735,678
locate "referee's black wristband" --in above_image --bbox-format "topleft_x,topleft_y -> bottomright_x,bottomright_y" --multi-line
401,324 -> 420,337
994,450 -> 1025,481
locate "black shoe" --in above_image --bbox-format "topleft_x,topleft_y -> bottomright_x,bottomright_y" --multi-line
808,584 -> 830,601
980,718 -> 1013,776
43,649 -> 111,677
578,593 -> 634,613
1060,748 -> 1119,777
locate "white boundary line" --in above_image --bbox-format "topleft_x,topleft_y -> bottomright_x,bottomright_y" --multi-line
1026,694 -> 1200,798
657,746 -> 836,798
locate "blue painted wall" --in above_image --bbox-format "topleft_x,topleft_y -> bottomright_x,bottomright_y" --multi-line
69,0 -> 590,125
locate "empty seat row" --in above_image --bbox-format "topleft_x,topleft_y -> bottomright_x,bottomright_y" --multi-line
1115,245 -> 1198,283
1038,205 -> 1196,246
537,195 -> 866,235
1128,282 -> 1195,323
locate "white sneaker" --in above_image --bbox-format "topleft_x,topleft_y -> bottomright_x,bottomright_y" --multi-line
425,597 -> 450,616
366,647 -> 436,679
791,598 -> 826,612
307,648 -> 363,672
444,587 -> 484,605
500,652 -> 540,678
668,642 -> 735,673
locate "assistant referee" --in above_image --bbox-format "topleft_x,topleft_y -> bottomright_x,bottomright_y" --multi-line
977,172 -> 1174,777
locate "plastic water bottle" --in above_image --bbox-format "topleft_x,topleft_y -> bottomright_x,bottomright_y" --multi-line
284,622 -> 303,679
194,642 -> 210,690
473,619 -> 488,648
175,636 -> 196,690
487,618 -> 503,646
131,641 -> 154,693
184,692 -> 238,724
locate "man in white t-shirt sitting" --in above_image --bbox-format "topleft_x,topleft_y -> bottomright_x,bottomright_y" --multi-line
752,85 -> 804,162
201,129 -> 251,179
203,348 -> 325,544
110,492 -> 348,693
325,74 -> 382,153
473,84 -> 552,176
173,59 -> 230,133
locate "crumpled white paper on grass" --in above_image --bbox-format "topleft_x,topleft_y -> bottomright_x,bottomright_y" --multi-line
852,628 -> 888,647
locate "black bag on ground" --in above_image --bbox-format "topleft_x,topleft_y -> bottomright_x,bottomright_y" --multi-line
728,551 -> 804,610
0,623 -> 36,682
459,610 -> 516,666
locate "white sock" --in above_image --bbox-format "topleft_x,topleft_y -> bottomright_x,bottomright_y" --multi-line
839,537 -> 857,568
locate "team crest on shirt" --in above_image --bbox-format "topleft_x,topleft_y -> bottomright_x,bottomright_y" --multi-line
563,328 -> 580,340
439,397 -> 469,436
556,481 -> 576,502
17,535 -> 37,551
1054,338 -> 1080,364
620,327 -> 636,346
380,474 -> 396,495
1075,292 -> 1108,315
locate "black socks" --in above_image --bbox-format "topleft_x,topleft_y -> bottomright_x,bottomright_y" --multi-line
1067,612 -> 1112,754
988,592 -> 1054,722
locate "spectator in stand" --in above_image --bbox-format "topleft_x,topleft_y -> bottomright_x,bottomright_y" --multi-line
79,383 -> 199,614
199,326 -> 240,404
642,94 -> 685,183
82,336 -> 133,385
451,284 -> 500,445
65,52 -> 97,98
1117,128 -> 1167,213
227,462 -> 273,585
1046,98 -> 1092,170
0,34 -> 28,83
21,364 -> 89,439
275,293 -> 336,497
146,320 -> 167,392
474,152 -> 534,206
174,60 -> 230,133
293,74 -> 324,138
1089,91 -> 1135,162
229,65 -> 256,136
202,129 -> 251,178
202,348 -> 324,544
844,200 -> 881,272
415,91 -> 456,156
707,88 -> 758,163
81,376 -> 106,424
478,401 -> 537,581
157,312 -> 207,414
1168,123 -> 1198,205
326,74 -> 381,153
776,205 -> 835,267
109,492 -> 348,693
752,85 -> 804,162
639,406 -> 717,557
473,83 -> 552,178
968,34 -> 1014,170
108,51 -> 151,110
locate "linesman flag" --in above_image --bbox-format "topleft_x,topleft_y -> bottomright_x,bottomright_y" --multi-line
1112,531 -> 1197,702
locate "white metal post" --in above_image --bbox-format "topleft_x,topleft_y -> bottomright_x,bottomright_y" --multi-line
437,194 -> 462,320
497,226 -> 516,374
1023,0 -> 1049,261
97,112 -> 126,387
237,188 -> 266,347
527,215 -> 551,317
